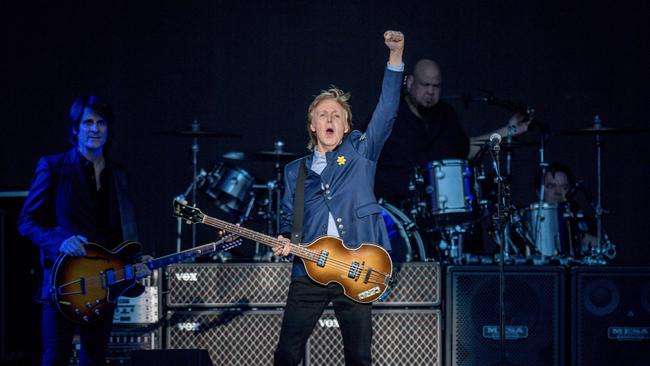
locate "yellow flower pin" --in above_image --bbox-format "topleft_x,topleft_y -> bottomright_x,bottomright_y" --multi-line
336,155 -> 346,166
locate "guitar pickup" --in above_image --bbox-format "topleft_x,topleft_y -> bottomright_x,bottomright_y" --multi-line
124,265 -> 135,281
317,250 -> 329,267
103,269 -> 115,287
348,261 -> 360,279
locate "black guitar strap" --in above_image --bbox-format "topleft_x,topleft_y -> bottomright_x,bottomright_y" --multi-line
290,159 -> 307,244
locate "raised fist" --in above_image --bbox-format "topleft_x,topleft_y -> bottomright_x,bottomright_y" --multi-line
384,30 -> 404,53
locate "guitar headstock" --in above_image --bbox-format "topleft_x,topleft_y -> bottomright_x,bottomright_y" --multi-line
173,199 -> 205,224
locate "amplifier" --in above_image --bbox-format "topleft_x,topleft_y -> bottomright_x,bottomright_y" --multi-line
375,262 -> 440,307
166,309 -> 284,366
166,262 -> 440,308
307,308 -> 441,366
113,286 -> 159,324
70,324 -> 161,365
166,308 -> 440,366
572,266 -> 650,365
114,270 -> 160,324
166,263 -> 291,308
445,266 -> 565,366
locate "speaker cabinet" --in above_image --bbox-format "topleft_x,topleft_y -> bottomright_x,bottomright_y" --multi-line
307,308 -> 441,366
375,262 -> 441,307
166,263 -> 291,308
445,266 -> 565,366
572,266 -> 650,366
166,310 -> 284,366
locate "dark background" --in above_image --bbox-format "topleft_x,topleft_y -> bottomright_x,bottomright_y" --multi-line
0,1 -> 648,364
2,0 -> 648,262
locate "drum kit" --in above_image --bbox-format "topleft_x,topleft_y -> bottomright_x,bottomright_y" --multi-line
378,114 -> 645,266
159,121 -> 299,261
161,114 -> 644,265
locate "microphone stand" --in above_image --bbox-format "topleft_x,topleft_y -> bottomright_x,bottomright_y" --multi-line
489,141 -> 507,365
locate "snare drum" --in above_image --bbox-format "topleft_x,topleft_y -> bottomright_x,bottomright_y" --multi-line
422,159 -> 475,226
523,202 -> 570,257
200,163 -> 255,215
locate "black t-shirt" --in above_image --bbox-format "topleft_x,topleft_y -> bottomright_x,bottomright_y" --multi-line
375,98 -> 470,203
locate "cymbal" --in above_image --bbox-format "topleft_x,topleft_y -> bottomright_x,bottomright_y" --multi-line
471,139 -> 537,149
154,128 -> 242,138
222,151 -> 246,160
251,150 -> 300,163
555,125 -> 650,136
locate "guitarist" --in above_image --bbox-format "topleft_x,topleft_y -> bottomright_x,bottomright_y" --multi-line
272,30 -> 405,366
18,96 -> 151,366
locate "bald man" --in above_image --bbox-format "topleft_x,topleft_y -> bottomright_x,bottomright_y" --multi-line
375,58 -> 529,205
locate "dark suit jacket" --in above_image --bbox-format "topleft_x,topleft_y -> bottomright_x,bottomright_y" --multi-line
280,67 -> 402,276
18,148 -> 138,298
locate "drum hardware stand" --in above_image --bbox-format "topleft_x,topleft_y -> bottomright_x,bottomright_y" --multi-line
510,211 -> 538,255
272,141 -> 285,235
439,225 -> 467,264
532,121 -> 551,260
581,115 -> 611,265
408,167 -> 428,219
251,181 -> 277,262
251,140 -> 288,262
173,120 -> 203,250
189,120 -> 201,247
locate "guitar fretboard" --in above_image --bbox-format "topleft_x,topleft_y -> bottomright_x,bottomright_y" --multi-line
148,242 -> 215,270
147,236 -> 239,270
200,215 -> 318,262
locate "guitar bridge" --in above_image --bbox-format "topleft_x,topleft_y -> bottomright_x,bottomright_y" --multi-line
364,267 -> 373,283
56,278 -> 86,296
364,268 -> 391,285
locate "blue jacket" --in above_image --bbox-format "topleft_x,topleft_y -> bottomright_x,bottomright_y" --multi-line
18,148 -> 138,298
280,67 -> 402,276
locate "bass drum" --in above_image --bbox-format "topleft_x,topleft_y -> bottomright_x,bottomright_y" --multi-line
380,201 -> 427,262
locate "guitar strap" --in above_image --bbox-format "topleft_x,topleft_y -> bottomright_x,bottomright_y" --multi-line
290,159 -> 307,244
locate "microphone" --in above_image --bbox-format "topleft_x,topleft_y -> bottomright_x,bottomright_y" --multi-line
489,133 -> 502,152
